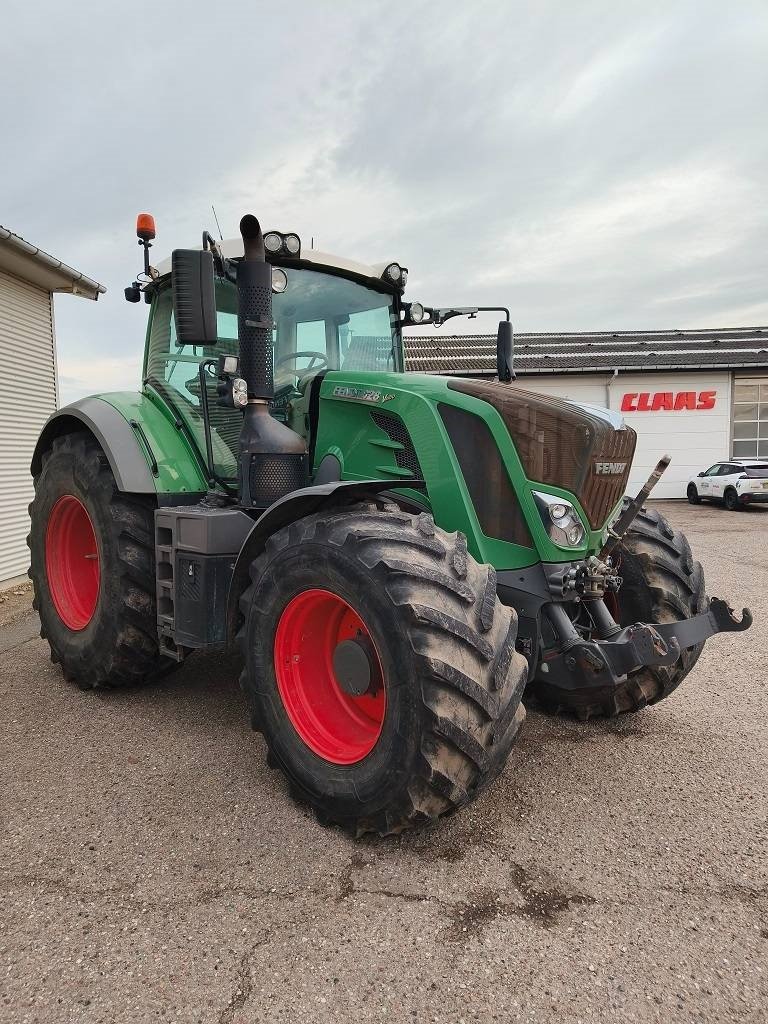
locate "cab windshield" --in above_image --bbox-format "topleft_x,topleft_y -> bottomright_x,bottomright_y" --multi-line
144,266 -> 399,481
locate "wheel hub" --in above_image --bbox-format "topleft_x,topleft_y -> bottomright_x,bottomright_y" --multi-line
332,636 -> 381,696
273,589 -> 386,764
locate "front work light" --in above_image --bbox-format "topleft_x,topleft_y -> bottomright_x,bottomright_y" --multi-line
271,267 -> 288,293
385,263 -> 402,282
262,230 -> 302,258
532,491 -> 586,548
264,232 -> 283,253
408,301 -> 425,323
284,233 -> 301,255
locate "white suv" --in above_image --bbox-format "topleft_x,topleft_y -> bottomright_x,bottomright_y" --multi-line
688,459 -> 768,510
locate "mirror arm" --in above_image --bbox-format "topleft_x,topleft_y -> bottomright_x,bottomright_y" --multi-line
423,305 -> 511,328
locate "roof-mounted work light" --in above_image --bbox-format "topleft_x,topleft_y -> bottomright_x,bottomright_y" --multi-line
262,230 -> 302,258
383,262 -> 408,291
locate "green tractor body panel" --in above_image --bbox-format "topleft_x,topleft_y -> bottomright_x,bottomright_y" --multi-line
97,390 -> 209,496
312,370 -> 611,569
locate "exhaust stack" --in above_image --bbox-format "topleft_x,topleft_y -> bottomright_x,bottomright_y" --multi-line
236,215 -> 307,509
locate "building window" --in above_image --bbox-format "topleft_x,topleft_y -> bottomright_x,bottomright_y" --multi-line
732,379 -> 768,458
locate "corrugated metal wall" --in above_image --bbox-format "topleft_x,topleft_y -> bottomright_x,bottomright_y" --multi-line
0,269 -> 56,582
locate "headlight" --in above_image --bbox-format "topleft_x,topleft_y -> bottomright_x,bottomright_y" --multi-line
408,301 -> 425,323
264,231 -> 283,253
567,524 -> 584,545
532,491 -> 586,548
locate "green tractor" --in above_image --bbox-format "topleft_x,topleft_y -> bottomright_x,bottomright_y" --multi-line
28,212 -> 751,835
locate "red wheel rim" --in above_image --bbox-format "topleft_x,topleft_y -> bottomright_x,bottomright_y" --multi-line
274,589 -> 386,764
45,495 -> 100,631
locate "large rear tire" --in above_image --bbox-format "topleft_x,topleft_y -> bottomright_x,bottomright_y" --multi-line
238,504 -> 528,836
530,506 -> 707,720
28,432 -> 169,689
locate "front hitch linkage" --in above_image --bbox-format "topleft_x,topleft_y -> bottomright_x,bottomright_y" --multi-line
543,597 -> 752,692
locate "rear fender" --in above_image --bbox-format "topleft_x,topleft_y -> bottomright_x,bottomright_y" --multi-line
226,478 -> 426,641
31,395 -> 207,498
32,398 -> 157,491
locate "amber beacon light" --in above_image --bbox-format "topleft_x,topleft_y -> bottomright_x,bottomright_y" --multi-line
136,213 -> 156,241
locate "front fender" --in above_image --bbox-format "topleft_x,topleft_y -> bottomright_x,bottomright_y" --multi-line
226,478 -> 426,641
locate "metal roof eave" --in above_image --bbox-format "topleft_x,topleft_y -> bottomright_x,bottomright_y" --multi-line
0,226 -> 106,300
410,360 -> 768,377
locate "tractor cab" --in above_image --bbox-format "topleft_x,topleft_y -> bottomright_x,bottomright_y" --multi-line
144,236 -> 408,487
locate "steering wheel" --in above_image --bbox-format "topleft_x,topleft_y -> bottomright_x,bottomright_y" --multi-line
275,350 -> 329,377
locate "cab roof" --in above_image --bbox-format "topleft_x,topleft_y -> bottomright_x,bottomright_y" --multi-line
155,237 -> 399,292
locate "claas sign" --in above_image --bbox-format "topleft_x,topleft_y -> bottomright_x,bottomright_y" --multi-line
621,391 -> 717,412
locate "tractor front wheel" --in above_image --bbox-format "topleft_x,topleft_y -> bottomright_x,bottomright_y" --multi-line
238,504 -> 528,836
28,432 -> 169,688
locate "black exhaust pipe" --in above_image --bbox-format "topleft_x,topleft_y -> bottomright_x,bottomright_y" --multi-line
237,215 -> 308,509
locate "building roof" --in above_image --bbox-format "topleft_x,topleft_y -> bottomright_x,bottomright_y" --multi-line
0,226 -> 106,300
403,326 -> 768,376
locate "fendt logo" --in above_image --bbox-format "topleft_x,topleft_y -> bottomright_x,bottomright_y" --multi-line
620,391 -> 717,412
595,462 -> 627,475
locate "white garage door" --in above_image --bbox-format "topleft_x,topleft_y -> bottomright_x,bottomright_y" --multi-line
0,269 -> 56,582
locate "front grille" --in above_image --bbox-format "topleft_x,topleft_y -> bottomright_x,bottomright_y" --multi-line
447,379 -> 636,527
370,411 -> 423,478
580,429 -> 637,528
439,404 -> 533,547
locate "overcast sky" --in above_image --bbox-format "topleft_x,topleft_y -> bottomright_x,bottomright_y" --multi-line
2,0 -> 766,405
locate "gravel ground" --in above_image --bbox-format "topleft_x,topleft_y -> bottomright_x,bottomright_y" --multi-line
1,502 -> 766,1023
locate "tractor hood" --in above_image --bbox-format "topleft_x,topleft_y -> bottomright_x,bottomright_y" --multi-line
446,378 -> 637,528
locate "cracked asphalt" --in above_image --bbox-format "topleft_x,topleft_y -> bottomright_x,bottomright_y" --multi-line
1,502 -> 766,1023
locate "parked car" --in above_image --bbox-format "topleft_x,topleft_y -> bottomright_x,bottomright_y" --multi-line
688,459 -> 768,510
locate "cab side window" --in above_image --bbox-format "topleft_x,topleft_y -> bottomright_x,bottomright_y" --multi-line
704,465 -> 722,476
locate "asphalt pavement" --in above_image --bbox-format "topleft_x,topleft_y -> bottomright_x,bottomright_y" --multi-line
1,502 -> 766,1023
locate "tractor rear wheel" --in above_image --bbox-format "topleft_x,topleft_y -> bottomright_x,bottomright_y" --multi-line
28,431 -> 168,688
530,506 -> 707,720
238,504 -> 528,836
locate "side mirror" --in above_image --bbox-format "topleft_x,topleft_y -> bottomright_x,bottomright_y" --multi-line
697,471 -> 705,477
496,320 -> 515,382
171,249 -> 217,345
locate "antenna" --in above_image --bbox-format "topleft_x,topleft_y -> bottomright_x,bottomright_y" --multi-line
211,205 -> 224,240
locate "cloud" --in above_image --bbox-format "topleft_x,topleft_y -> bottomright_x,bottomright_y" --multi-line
2,0 -> 766,397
